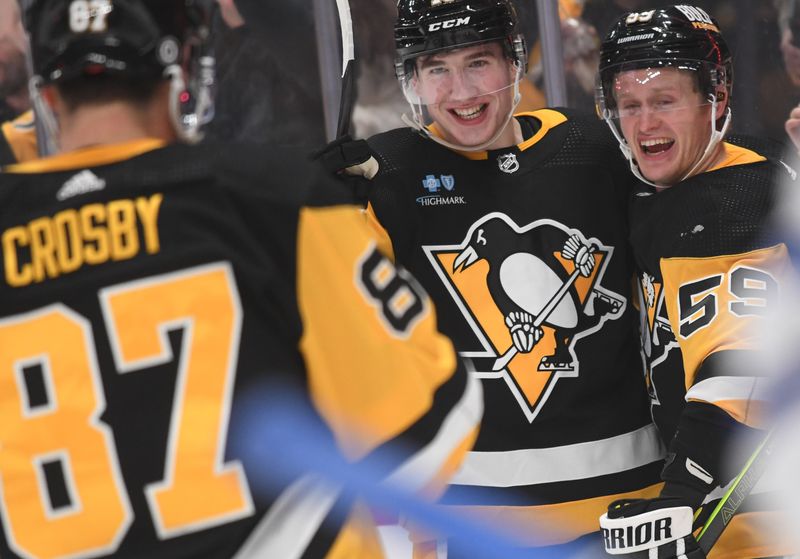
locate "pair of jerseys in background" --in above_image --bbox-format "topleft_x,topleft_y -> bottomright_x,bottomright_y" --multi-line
0,106 -> 795,558
364,108 -> 795,558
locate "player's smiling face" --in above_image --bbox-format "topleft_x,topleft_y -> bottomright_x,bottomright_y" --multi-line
614,67 -> 725,187
413,42 -> 518,149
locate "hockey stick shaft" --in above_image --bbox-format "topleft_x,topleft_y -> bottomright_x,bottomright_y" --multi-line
335,0 -> 355,138
696,428 -> 776,554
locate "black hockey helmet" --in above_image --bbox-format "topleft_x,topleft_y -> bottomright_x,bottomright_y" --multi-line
394,0 -> 526,81
596,5 -> 732,116
24,0 -> 212,84
24,0 -> 215,144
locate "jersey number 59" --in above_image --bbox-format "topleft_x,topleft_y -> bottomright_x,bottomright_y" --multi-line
678,266 -> 777,338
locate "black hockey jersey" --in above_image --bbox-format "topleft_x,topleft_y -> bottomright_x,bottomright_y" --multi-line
0,140 -> 482,559
0,111 -> 37,168
630,142 -> 796,559
367,109 -> 665,552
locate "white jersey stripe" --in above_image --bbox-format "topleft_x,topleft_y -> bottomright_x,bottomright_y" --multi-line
685,376 -> 772,405
386,368 -> 484,491
450,424 -> 665,487
234,366 -> 484,558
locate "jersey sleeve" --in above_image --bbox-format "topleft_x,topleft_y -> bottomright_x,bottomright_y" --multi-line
296,204 -> 482,496
660,243 -> 791,427
365,202 -> 395,262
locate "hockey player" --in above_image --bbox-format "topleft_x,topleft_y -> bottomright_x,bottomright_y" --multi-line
0,1 -> 483,558
360,0 -> 666,556
596,5 -> 796,558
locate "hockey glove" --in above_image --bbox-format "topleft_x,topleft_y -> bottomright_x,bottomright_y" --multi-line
600,497 -> 704,559
313,136 -> 379,205
314,135 -> 379,180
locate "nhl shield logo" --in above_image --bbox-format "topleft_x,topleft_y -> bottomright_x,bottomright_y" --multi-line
497,153 -> 520,174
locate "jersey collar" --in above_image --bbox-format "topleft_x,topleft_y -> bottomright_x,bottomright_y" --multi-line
3,138 -> 166,174
428,109 -> 568,161
705,142 -> 767,174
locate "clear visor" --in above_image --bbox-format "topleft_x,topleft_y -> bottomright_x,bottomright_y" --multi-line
397,40 -> 524,151
594,61 -> 731,188
596,62 -> 721,122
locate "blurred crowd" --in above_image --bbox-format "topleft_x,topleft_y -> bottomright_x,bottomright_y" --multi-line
3,0 -> 799,147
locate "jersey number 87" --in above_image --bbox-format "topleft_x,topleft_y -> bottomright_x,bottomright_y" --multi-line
0,263 -> 253,559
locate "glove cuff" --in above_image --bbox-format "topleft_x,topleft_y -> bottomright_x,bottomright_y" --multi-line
600,505 -> 694,555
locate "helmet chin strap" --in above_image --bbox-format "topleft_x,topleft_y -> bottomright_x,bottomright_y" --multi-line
605,95 -> 731,189
680,94 -> 731,182
401,61 -> 523,152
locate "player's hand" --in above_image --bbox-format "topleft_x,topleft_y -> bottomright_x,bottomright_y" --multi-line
505,312 -> 543,353
599,497 -> 704,558
314,136 -> 379,180
786,105 -> 800,154
561,234 -> 595,277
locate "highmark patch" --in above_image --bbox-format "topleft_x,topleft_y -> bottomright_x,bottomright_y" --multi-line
416,195 -> 467,206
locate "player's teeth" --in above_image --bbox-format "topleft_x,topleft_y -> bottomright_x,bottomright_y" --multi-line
640,138 -> 672,147
453,105 -> 485,120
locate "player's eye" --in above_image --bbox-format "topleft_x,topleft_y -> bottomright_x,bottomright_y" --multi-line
426,65 -> 449,77
653,98 -> 675,111
620,102 -> 641,116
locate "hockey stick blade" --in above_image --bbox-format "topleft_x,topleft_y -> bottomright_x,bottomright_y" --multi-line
696,428 -> 775,554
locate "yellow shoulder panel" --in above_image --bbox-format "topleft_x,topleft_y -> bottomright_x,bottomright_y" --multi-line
706,143 -> 767,174
1,110 -> 38,164
660,245 -> 791,423
296,205 -> 461,460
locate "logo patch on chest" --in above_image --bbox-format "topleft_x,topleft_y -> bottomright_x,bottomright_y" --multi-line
423,213 -> 626,422
416,173 -> 467,206
497,153 -> 520,174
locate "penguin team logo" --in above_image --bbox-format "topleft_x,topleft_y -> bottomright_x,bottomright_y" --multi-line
423,213 -> 626,421
635,272 -> 678,405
